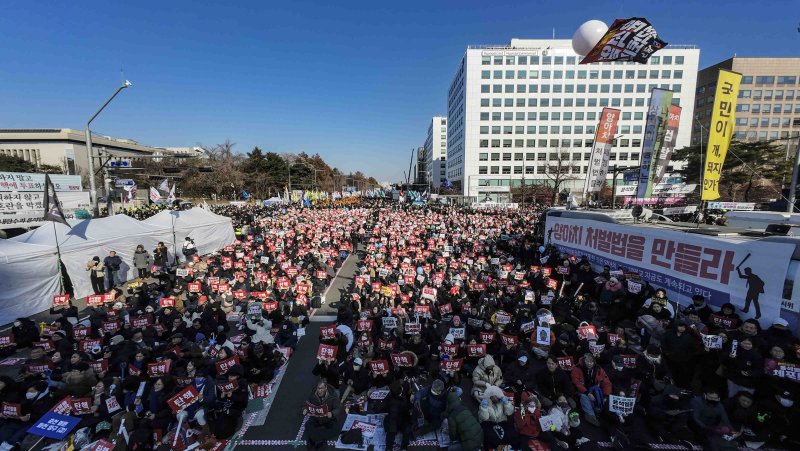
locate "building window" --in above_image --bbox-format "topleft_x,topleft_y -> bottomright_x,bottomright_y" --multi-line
756,76 -> 775,85
503,153 -> 511,161
479,140 -> 489,148
778,76 -> 797,85
514,166 -> 523,174
480,126 -> 489,134
479,153 -> 488,161
491,152 -> 500,160
502,166 -> 511,174
490,166 -> 499,174
479,166 -> 488,174
482,56 -> 491,65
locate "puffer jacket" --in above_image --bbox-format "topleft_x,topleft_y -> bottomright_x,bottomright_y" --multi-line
472,354 -> 503,398
245,317 -> 275,344
478,386 -> 514,423
445,392 -> 483,451
133,250 -> 151,269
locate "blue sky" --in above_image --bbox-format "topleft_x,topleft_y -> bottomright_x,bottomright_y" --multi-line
1,1 -> 797,182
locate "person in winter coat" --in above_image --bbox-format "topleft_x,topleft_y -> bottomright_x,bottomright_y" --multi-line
103,250 -> 123,291
444,391 -> 483,451
721,336 -> 763,396
548,393 -> 589,448
275,318 -> 298,349
472,354 -> 503,401
153,242 -> 169,268
536,356 -> 575,408
688,387 -> 732,448
514,394 -> 568,450
303,380 -> 342,450
503,354 -> 537,394
86,256 -> 105,294
384,380 -> 412,450
570,353 -> 612,426
245,316 -> 274,345
133,244 -> 151,278
478,385 -> 516,448
662,320 -> 699,389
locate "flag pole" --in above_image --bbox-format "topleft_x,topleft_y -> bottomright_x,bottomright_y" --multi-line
53,221 -> 65,295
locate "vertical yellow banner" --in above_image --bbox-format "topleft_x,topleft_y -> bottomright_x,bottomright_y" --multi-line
702,69 -> 742,200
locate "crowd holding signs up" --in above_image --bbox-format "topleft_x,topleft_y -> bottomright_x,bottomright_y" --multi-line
0,199 -> 798,451
301,201 -> 799,451
0,205 -> 364,450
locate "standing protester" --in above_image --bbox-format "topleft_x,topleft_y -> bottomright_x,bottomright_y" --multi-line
103,250 -> 122,291
133,244 -> 151,278
153,241 -> 169,268
86,256 -> 105,294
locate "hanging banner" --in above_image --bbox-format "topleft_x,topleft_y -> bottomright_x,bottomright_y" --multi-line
546,215 -> 794,327
580,17 -> 668,64
702,69 -> 743,200
586,108 -> 621,192
653,105 -> 682,185
637,88 -> 673,198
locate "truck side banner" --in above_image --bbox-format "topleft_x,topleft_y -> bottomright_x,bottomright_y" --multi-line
545,216 -> 794,326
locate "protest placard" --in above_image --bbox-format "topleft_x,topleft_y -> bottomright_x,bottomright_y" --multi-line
609,395 -> 636,415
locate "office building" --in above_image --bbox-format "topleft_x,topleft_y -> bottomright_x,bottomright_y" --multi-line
0,128 -> 203,175
423,116 -> 447,189
693,57 -> 800,145
446,38 -> 700,201
414,146 -> 427,187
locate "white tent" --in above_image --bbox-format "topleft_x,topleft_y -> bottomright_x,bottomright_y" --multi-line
1,209 -> 234,324
142,208 -> 236,258
0,241 -> 61,326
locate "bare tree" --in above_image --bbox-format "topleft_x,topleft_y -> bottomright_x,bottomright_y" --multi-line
542,149 -> 581,205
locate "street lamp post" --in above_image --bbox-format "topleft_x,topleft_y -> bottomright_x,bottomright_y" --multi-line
86,80 -> 132,216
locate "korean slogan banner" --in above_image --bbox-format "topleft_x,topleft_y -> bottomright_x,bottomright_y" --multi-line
546,216 -> 794,326
637,88 -> 673,198
702,69 -> 742,200
586,108 -> 621,193
580,17 -> 667,64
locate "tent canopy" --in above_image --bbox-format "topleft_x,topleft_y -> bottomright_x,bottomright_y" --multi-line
0,208 -> 235,326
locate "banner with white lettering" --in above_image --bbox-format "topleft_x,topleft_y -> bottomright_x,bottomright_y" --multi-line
546,216 -> 793,326
586,108 -> 621,192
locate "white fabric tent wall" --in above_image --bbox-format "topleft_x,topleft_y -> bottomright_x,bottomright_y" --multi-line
4,210 -> 234,313
0,241 -> 61,326
142,208 -> 236,258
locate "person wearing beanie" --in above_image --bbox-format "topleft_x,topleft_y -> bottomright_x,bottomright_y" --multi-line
414,379 -> 448,435
686,295 -> 713,323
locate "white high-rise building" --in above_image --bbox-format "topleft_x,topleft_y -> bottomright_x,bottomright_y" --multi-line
424,116 -> 447,189
446,38 -> 700,202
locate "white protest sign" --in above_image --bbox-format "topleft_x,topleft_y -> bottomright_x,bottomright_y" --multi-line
449,327 -> 465,340
609,395 -> 636,416
260,256 -> 269,264
176,268 -> 190,277
627,280 -> 642,294
701,333 -> 723,349
538,413 -> 563,432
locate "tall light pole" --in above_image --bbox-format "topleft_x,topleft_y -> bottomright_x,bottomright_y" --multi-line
86,80 -> 132,216
788,137 -> 800,212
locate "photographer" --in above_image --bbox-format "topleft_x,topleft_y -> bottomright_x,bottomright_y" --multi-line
182,237 -> 197,263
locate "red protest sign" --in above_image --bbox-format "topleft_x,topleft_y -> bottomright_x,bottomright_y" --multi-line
127,363 -> 141,376
541,267 -> 552,277
467,344 -> 487,357
215,356 -> 239,374
130,315 -> 152,328
500,333 -> 519,346
32,341 -> 54,353
371,282 -> 382,292
317,344 -> 337,361
621,354 -> 638,368
79,338 -> 102,352
449,286 -> 460,295
355,276 -> 365,286
277,278 -> 290,290
1,402 -> 21,418
53,294 -> 69,306
438,303 -> 452,315
557,356 -> 574,370
546,278 -> 558,289
356,320 -> 373,332
147,360 -> 171,377
250,384 -> 271,398
89,359 -> 109,374
441,343 -> 458,355
414,305 -> 430,316
216,380 -> 239,393
263,301 -> 278,312
69,397 -> 93,415
391,353 -> 414,367
50,396 -> 72,414
320,325 -> 336,340
709,314 -> 738,330
0,335 -> 13,346
305,402 -> 330,417
159,297 -> 175,308
102,320 -> 121,333
87,295 -> 103,307
315,270 -> 328,279
441,358 -> 464,372
422,287 -> 436,299
369,359 -> 389,374
167,385 -> 200,412
72,326 -> 91,340
479,331 -> 496,343
188,282 -> 201,293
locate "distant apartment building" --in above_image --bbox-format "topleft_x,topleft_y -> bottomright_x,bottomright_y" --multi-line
446,38 -> 700,201
693,57 -> 800,146
423,116 -> 447,188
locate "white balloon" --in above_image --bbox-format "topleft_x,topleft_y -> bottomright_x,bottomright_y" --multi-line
572,20 -> 609,56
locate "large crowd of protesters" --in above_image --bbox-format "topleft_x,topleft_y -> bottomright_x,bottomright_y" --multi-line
0,200 -> 797,451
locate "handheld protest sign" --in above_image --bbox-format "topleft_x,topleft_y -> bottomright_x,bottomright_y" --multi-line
317,344 -> 337,361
